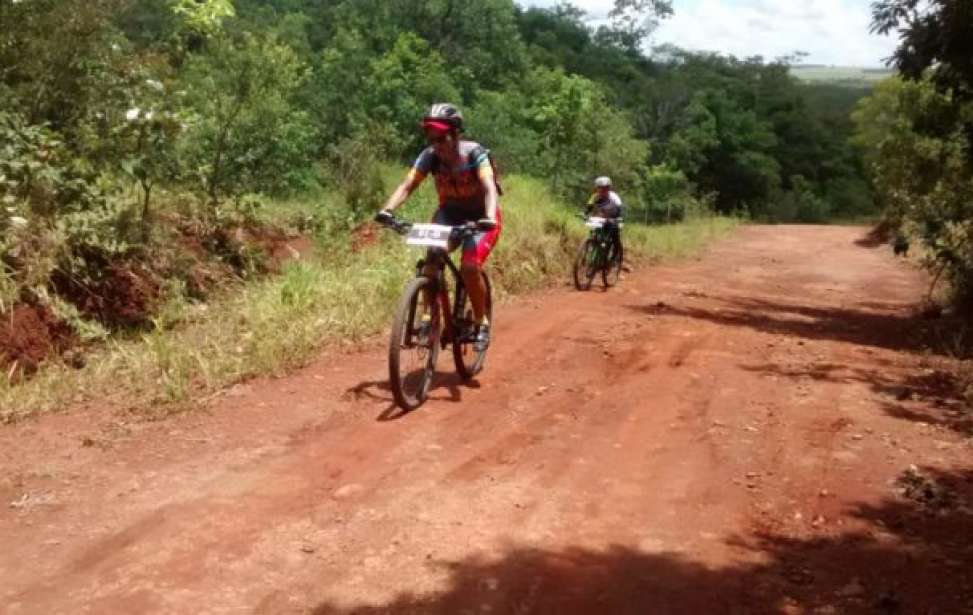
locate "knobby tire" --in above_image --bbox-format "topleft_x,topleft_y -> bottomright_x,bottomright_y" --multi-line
388,276 -> 440,411
453,271 -> 492,379
574,239 -> 597,291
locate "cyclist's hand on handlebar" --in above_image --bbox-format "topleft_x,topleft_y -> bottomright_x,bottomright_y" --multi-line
374,210 -> 395,226
476,218 -> 497,231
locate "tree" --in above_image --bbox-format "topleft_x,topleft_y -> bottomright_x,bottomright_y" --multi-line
853,77 -> 973,309
180,32 -> 317,204
0,0 -> 128,132
872,0 -> 973,152
871,0 -> 973,100
602,0 -> 673,54
170,0 -> 236,37
360,33 -> 462,154
868,1 -> 973,311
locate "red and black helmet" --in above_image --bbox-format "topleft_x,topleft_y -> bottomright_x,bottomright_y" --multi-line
422,102 -> 464,132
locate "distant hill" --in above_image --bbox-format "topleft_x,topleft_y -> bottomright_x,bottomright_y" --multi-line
790,65 -> 894,86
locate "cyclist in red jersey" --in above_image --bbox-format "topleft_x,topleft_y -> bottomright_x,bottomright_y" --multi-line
376,103 -> 500,351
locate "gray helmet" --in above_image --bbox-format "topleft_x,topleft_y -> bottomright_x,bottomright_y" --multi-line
423,102 -> 464,131
594,176 -> 612,188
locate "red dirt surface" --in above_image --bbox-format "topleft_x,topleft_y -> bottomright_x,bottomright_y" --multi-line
2,226 -> 973,614
0,304 -> 74,377
53,262 -> 162,329
268,235 -> 315,270
351,222 -> 381,253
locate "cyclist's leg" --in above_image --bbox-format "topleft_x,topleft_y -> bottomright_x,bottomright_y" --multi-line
460,209 -> 501,324
614,224 -> 623,264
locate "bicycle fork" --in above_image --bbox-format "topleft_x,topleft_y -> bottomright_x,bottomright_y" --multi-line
414,258 -> 453,349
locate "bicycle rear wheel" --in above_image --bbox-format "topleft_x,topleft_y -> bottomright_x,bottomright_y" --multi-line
602,243 -> 622,288
453,271 -> 492,379
388,277 -> 440,410
573,239 -> 597,291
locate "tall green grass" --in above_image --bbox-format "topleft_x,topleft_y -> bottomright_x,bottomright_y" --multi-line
0,174 -> 736,422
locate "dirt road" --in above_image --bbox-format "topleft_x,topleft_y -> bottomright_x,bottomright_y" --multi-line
2,226 -> 972,614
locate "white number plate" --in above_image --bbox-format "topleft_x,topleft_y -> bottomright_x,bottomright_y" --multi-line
586,216 -> 607,229
405,223 -> 452,248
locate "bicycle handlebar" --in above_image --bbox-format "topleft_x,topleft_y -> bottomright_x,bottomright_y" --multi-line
581,214 -> 624,223
376,213 -> 484,240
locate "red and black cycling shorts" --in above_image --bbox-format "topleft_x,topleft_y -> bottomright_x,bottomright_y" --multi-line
430,205 -> 502,268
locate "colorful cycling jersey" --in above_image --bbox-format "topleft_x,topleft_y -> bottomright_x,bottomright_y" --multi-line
406,140 -> 494,214
587,190 -> 623,218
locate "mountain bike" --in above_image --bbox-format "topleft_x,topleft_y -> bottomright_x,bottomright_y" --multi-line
378,215 -> 493,410
573,215 -> 623,291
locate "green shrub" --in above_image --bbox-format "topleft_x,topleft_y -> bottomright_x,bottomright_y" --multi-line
179,32 -> 318,204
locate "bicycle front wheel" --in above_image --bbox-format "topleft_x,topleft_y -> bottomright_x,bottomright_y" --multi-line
389,276 -> 441,411
573,239 -> 597,291
453,271 -> 492,379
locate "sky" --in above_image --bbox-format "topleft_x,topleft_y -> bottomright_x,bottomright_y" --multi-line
521,0 -> 900,67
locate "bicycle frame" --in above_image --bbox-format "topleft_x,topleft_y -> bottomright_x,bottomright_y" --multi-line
588,227 -> 611,266
589,218 -> 622,261
414,250 -> 467,348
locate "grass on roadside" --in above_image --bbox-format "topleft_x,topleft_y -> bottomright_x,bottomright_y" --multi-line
0,175 -> 736,422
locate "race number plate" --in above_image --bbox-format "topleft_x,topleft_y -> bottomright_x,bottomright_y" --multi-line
405,224 -> 452,248
586,216 -> 607,229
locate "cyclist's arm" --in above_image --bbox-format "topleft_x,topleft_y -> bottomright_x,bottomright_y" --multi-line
584,193 -> 596,215
476,158 -> 498,222
380,169 -> 425,213
381,151 -> 432,213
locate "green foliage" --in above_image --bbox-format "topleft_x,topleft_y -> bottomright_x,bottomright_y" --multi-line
602,0 -> 674,54
170,0 -> 236,36
871,0 -> 973,102
0,0 -> 127,131
662,94 -> 719,176
783,176 -> 831,223
360,33 -> 462,154
303,29 -> 373,147
869,0 -> 973,291
325,130 -> 390,224
611,50 -> 873,219
853,77 -> 973,309
465,90 -> 541,174
111,79 -> 188,237
639,164 -> 692,223
823,176 -> 876,221
328,0 -> 528,92
180,32 -> 317,204
0,109 -> 143,319
526,68 -> 649,198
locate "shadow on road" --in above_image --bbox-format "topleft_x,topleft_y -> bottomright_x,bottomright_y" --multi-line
854,225 -> 891,249
308,467 -> 973,614
628,296 -> 930,355
344,372 -> 475,421
626,292 -> 971,435
740,361 -> 973,436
